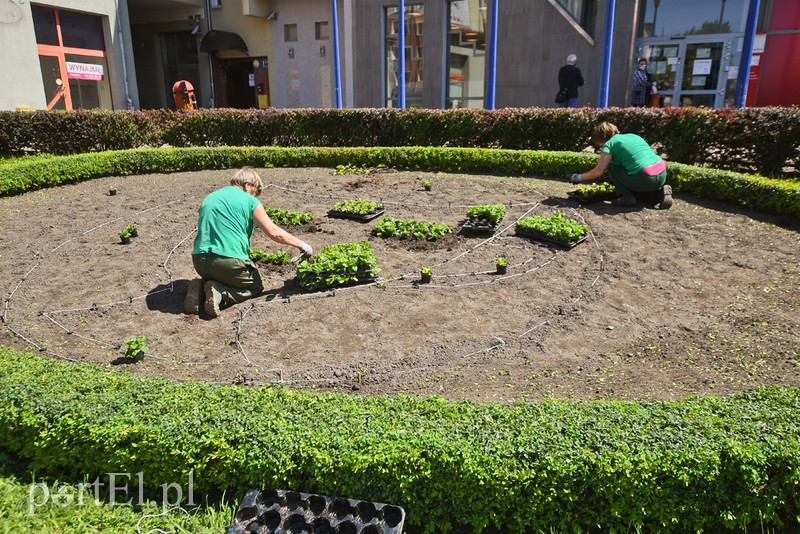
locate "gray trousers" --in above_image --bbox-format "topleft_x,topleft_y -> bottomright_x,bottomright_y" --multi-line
192,253 -> 264,307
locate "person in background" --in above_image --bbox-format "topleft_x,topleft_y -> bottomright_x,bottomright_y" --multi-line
557,54 -> 584,108
632,58 -> 657,107
570,122 -> 673,209
184,167 -> 314,317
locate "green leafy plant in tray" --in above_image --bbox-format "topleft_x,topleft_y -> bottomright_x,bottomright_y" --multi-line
515,210 -> 589,247
373,216 -> 451,241
296,241 -> 381,291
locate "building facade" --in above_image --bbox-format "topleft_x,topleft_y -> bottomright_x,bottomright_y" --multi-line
0,0 -> 796,112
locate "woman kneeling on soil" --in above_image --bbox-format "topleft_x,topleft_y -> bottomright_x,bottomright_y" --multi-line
184,167 -> 313,317
570,121 -> 672,209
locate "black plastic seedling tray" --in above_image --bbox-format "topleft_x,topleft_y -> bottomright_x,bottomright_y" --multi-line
297,266 -> 379,292
515,228 -> 587,248
227,488 -> 406,534
327,209 -> 386,222
461,216 -> 503,233
566,189 -> 617,204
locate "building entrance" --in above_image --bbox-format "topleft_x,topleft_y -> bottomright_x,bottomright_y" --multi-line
636,35 -> 740,108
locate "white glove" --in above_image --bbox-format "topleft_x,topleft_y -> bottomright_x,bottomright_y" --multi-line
570,173 -> 583,183
651,83 -> 658,95
299,242 -> 313,256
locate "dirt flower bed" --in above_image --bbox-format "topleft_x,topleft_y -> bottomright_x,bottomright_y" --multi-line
0,167 -> 797,402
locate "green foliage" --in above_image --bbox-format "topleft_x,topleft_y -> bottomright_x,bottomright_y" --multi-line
249,249 -> 291,264
495,257 -> 507,267
0,348 -> 799,532
264,206 -> 313,225
569,180 -> 616,201
420,265 -> 432,276
0,147 -> 797,218
517,210 -> 589,242
421,178 -> 432,189
373,216 -> 451,241
119,227 -> 133,239
124,224 -> 137,236
466,203 -> 506,224
2,107 -> 797,177
122,336 -> 148,361
332,198 -> 383,215
296,242 -> 380,289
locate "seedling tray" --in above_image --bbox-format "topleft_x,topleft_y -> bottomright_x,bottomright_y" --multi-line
462,216 -> 504,233
227,488 -> 405,534
515,228 -> 587,248
567,189 -> 617,204
328,208 -> 386,222
299,274 -> 379,292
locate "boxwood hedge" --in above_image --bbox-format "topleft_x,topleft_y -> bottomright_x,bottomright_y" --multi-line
0,348 -> 798,532
0,146 -> 798,219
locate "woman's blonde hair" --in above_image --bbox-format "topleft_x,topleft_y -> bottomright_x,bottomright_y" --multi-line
591,122 -> 620,148
230,167 -> 263,197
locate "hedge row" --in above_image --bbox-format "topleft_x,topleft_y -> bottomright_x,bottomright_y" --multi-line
1,107 -> 798,177
1,146 -> 798,219
1,348 -> 798,532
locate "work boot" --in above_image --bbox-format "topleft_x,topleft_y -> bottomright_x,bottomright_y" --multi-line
204,281 -> 223,317
183,278 -> 204,314
611,191 -> 637,207
658,185 -> 673,210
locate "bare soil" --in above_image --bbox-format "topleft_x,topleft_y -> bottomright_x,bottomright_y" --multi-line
0,167 -> 797,403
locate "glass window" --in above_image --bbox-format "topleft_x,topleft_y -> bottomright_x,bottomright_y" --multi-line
59,10 -> 105,50
447,0 -> 485,109
384,5 -> 424,108
639,0 -> 748,38
315,21 -> 329,40
284,24 -> 298,42
32,5 -> 59,45
554,0 -> 597,37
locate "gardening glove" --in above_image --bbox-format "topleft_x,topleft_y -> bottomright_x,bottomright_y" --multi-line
570,173 -> 583,183
299,242 -> 313,257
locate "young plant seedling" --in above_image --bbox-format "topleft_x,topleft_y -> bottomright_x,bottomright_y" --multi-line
421,178 -> 432,191
108,187 -> 117,196
123,335 -> 149,362
420,265 -> 432,283
496,257 -> 508,274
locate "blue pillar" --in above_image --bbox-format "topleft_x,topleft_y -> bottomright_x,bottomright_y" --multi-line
332,0 -> 342,108
485,0 -> 498,109
398,0 -> 406,108
597,0 -> 616,108
734,0 -> 760,107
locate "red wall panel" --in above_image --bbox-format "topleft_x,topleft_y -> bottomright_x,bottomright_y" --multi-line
768,0 -> 800,31
756,33 -> 800,106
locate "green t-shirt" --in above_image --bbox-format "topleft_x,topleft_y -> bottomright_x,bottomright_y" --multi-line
192,186 -> 260,260
601,133 -> 661,175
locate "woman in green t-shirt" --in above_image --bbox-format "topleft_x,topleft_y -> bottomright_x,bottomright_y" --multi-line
570,122 -> 672,209
184,167 -> 314,317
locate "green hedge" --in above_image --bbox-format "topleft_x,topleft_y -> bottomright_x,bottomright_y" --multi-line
1,107 -> 798,177
0,348 -> 798,532
1,146 -> 798,219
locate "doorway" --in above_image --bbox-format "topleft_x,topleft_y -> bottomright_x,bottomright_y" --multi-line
635,35 -> 738,107
224,59 -> 257,109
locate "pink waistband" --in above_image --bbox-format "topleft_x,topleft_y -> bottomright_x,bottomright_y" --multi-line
643,160 -> 666,175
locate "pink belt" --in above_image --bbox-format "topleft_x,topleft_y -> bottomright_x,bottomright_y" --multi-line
643,160 -> 666,176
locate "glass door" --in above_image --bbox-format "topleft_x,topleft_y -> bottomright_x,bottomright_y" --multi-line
636,36 -> 734,108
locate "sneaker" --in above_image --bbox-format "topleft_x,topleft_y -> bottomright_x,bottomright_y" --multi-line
204,281 -> 222,317
611,191 -> 637,206
658,185 -> 673,210
183,279 -> 204,314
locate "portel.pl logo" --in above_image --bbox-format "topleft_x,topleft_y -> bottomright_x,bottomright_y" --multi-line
28,471 -> 195,516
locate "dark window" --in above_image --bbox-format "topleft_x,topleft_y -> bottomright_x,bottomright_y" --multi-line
32,5 -> 59,45
315,21 -> 329,40
555,0 -> 597,38
60,10 -> 105,50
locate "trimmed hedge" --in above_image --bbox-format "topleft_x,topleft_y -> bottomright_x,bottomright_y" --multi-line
1,146 -> 798,219
1,107 -> 798,177
0,348 -> 798,532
